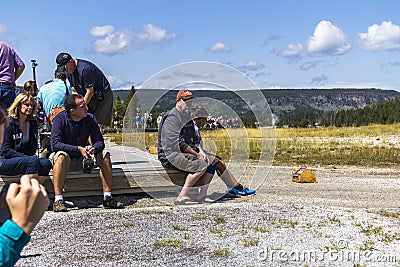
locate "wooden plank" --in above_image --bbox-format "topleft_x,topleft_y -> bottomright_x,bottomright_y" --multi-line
0,140 -> 189,197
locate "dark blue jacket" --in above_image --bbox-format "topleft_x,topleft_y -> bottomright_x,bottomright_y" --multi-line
1,118 -> 38,158
50,110 -> 104,158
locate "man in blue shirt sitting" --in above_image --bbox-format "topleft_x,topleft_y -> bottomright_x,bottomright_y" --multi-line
49,94 -> 124,212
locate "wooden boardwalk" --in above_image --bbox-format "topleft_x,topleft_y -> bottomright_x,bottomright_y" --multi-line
0,140 -> 182,197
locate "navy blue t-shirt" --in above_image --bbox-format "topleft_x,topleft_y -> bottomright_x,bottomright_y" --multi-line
67,59 -> 110,96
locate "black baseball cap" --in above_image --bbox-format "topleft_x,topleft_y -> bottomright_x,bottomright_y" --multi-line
56,52 -> 72,72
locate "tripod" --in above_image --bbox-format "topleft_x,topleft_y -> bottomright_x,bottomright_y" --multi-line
31,60 -> 38,95
31,60 -> 42,156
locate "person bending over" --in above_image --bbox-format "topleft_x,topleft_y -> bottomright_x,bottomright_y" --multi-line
55,52 -> 113,133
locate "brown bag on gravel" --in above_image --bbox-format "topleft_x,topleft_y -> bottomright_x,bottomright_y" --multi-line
292,166 -> 316,183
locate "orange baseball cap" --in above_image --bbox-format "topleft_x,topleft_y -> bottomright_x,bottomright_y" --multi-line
176,89 -> 193,101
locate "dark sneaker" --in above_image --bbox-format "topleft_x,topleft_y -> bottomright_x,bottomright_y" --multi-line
53,200 -> 68,212
103,196 -> 124,209
227,187 -> 256,196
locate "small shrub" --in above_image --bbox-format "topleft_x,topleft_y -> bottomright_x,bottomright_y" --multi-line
243,237 -> 259,247
153,239 -> 183,248
209,249 -> 230,256
121,221 -> 135,227
173,225 -> 186,231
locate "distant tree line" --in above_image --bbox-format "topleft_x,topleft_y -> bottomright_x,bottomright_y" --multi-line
112,88 -> 400,129
111,86 -> 259,128
110,86 -> 136,127
276,97 -> 400,128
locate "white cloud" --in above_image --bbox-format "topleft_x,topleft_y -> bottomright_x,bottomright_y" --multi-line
137,24 -> 177,44
262,35 -> 281,46
358,21 -> 400,51
0,24 -> 7,34
274,43 -> 303,58
238,60 -> 265,71
208,42 -> 232,52
90,25 -> 114,37
173,70 -> 215,80
388,61 -> 400,66
307,20 -> 350,56
107,74 -> 136,89
90,25 -> 131,56
93,29 -> 130,56
107,75 -> 125,87
91,24 -> 177,55
299,61 -> 319,71
310,74 -> 329,86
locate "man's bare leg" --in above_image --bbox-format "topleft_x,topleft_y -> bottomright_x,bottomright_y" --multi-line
196,172 -> 214,202
99,153 -> 112,192
176,169 -> 206,202
53,155 -> 67,196
216,160 -> 239,188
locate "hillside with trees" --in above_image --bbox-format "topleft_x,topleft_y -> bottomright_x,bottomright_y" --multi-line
112,88 -> 400,128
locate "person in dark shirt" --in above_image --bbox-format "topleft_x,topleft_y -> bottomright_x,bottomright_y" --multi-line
0,93 -> 52,184
49,94 -> 123,212
191,107 -> 256,197
0,107 -> 49,267
158,90 -> 216,204
55,52 -> 113,132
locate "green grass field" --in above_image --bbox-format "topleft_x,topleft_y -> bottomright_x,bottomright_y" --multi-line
105,124 -> 400,168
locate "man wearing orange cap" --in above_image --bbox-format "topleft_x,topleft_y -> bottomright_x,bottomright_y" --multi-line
158,89 -> 216,204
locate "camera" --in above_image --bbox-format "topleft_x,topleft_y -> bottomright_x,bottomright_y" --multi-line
37,109 -> 46,123
82,158 -> 94,173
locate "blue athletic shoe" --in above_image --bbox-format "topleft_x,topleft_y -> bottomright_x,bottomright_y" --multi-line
227,187 -> 256,196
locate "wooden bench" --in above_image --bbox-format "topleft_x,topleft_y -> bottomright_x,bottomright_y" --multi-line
0,143 -> 186,197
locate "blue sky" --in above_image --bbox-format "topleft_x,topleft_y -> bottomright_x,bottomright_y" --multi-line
2,0 -> 400,90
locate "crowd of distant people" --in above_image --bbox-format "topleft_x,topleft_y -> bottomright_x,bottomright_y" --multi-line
201,116 -> 242,129
121,111 -> 243,130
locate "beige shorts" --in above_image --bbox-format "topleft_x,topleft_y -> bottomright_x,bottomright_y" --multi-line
48,150 -> 109,172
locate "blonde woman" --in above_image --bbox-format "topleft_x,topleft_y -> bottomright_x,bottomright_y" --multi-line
0,107 -> 49,266
0,93 -> 52,183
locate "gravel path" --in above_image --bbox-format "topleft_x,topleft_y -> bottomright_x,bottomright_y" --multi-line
15,166 -> 400,267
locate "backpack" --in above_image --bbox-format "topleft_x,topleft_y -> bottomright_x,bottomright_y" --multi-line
49,107 -> 65,124
292,166 -> 317,183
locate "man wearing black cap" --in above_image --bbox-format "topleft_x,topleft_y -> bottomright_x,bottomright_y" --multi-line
55,52 -> 113,132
